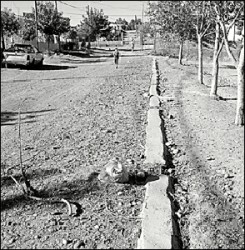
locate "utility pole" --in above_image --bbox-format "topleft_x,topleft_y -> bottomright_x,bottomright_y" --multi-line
34,0 -> 39,50
142,1 -> 144,23
54,0 -> 57,11
141,1 -> 144,51
54,1 -> 60,52
87,5 -> 91,53
154,25 -> 156,54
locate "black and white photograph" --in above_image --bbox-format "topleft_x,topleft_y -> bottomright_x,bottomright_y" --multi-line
1,1 -> 244,249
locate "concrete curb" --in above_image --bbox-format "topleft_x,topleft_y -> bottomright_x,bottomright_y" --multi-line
137,57 -> 172,249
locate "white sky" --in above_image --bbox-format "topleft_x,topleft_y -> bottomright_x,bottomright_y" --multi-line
1,1 -> 148,26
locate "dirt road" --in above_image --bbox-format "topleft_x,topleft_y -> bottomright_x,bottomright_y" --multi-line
1,51 -> 152,249
1,50 -> 244,249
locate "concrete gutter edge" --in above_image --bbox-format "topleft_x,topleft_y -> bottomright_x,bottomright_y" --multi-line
137,57 -> 172,249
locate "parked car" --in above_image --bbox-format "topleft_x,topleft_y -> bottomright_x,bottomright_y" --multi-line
2,44 -> 44,68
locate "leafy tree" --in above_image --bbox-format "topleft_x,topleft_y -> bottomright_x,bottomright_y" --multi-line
127,19 -> 137,30
78,7 -> 111,42
185,1 -> 214,84
147,1 -> 196,64
32,1 -> 70,53
115,18 -> 128,30
209,1 -> 243,103
67,28 -> 78,40
1,8 -> 20,49
212,1 -> 244,67
20,13 -> 37,42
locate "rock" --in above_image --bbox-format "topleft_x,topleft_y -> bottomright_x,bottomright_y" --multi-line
8,238 -> 16,244
118,202 -> 123,206
62,239 -> 68,245
172,148 -> 179,154
73,240 -> 85,249
168,114 -> 174,119
43,235 -> 49,241
165,141 -> 173,147
50,219 -> 57,226
131,201 -> 136,207
97,243 -> 105,249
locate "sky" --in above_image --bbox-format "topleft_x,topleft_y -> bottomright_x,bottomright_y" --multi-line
1,1 -> 148,26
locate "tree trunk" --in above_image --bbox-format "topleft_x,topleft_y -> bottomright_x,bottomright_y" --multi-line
48,37 -> 50,56
57,35 -> 61,52
197,34 -> 203,84
1,30 -> 5,50
220,21 -> 237,68
210,22 -> 221,98
178,40 -> 184,65
235,46 -> 244,125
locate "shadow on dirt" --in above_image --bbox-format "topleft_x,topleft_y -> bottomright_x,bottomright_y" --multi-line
22,64 -> 77,71
220,64 -> 236,69
1,167 -> 64,188
59,59 -> 108,64
1,64 -> 76,70
1,109 -> 55,126
1,169 -> 158,212
219,96 -> 237,101
2,73 -> 146,83
167,74 -> 243,248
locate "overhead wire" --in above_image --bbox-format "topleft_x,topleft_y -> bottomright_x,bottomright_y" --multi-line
58,1 -> 87,11
89,1 -> 142,11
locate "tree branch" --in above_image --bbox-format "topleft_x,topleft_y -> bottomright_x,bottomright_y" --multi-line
201,22 -> 211,37
227,4 -> 244,33
217,38 -> 224,56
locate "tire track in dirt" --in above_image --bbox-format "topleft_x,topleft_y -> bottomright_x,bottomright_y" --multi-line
158,57 -> 244,249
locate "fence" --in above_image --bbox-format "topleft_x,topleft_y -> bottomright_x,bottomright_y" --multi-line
155,37 -> 242,62
90,41 -> 123,48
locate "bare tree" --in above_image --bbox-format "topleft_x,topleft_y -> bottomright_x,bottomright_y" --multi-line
188,1 -> 214,84
235,45 -> 244,125
213,1 -> 244,68
210,21 -> 224,98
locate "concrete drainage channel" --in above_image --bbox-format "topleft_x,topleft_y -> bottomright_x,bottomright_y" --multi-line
137,57 -> 183,249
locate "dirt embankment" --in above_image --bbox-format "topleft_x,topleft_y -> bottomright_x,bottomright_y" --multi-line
157,57 -> 244,249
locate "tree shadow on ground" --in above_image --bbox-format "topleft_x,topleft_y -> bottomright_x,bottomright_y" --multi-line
1,167 -> 64,188
1,169 -> 158,212
1,109 -> 55,126
171,79 -> 244,247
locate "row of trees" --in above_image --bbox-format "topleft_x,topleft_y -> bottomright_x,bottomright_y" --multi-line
146,1 -> 244,125
1,2 -> 147,51
115,17 -> 143,30
1,2 -> 71,51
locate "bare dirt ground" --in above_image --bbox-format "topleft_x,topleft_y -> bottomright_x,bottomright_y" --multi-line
157,57 -> 244,249
1,50 -> 152,249
1,47 -> 244,249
